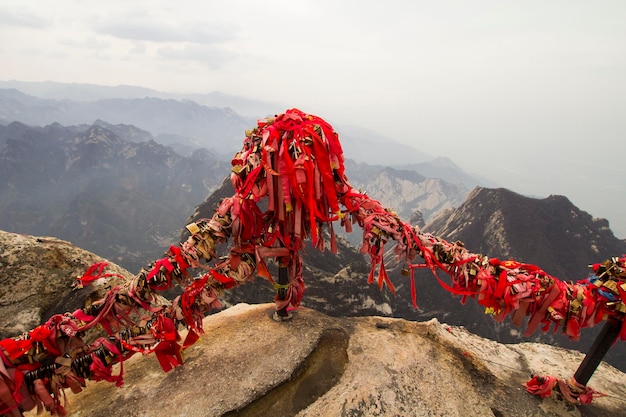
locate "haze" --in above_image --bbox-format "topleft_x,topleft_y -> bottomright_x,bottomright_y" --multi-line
1,0 -> 624,237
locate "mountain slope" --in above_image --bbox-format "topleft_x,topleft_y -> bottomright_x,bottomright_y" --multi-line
424,187 -> 626,281
344,160 -> 469,221
0,122 -> 229,272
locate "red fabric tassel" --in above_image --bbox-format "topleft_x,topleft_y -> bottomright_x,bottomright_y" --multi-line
525,375 -> 557,398
154,341 -> 183,373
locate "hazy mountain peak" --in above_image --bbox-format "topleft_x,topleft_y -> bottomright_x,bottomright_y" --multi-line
429,156 -> 459,168
189,147 -> 218,161
427,186 -> 626,279
82,124 -> 121,142
380,165 -> 426,182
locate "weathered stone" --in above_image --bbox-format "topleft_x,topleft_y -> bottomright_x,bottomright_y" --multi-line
0,230 -> 131,338
42,304 -> 626,417
3,230 -> 625,417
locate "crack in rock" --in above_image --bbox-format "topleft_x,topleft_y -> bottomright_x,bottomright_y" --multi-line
224,327 -> 349,417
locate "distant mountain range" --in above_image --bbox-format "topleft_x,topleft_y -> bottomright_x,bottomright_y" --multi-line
0,118 -> 470,273
0,121 -> 230,272
0,87 -> 253,159
0,80 -> 282,118
0,83 -> 476,169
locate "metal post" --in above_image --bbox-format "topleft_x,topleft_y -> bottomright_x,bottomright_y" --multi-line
572,319 -> 621,386
275,259 -> 290,319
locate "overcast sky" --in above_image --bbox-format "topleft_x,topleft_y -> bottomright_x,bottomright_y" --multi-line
1,0 -> 625,238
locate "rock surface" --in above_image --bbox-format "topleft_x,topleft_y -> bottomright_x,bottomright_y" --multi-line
0,231 -> 131,338
3,230 -> 626,416
43,303 -> 626,417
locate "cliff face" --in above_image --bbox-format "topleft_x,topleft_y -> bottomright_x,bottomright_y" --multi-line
342,161 -> 469,222
45,304 -> 626,417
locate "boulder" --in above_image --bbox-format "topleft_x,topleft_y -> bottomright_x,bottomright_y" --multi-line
0,231 -> 131,338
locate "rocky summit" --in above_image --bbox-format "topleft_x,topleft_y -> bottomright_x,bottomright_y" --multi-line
0,231 -> 624,417
28,303 -> 626,417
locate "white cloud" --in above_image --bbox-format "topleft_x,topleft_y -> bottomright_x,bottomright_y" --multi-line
57,35 -> 111,50
0,0 -> 625,236
157,43 -> 238,69
0,5 -> 50,29
94,19 -> 238,44
129,41 -> 147,54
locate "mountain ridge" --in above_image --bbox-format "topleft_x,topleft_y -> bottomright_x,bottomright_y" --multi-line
0,121 -> 230,272
425,187 -> 625,280
0,85 -> 476,171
